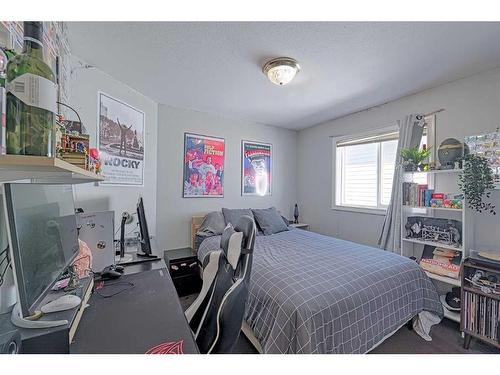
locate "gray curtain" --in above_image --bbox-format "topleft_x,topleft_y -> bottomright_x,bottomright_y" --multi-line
378,114 -> 425,253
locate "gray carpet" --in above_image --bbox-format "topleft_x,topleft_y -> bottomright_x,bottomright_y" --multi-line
179,293 -> 500,354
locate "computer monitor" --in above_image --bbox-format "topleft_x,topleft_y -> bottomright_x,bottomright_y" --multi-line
136,197 -> 152,257
3,184 -> 80,318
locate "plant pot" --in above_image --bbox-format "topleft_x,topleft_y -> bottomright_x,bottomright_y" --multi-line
404,163 -> 417,172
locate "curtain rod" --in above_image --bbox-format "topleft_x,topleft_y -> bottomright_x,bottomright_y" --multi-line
423,108 -> 445,117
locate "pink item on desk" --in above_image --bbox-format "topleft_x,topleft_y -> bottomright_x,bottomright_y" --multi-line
72,239 -> 93,278
146,340 -> 184,354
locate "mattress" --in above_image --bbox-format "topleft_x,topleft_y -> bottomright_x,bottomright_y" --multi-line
198,228 -> 443,354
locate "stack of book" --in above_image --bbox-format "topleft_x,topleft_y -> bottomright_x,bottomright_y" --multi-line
403,182 -> 463,209
60,150 -> 87,170
402,182 -> 432,207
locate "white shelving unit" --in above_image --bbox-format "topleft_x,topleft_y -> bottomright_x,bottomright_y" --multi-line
400,168 -> 470,325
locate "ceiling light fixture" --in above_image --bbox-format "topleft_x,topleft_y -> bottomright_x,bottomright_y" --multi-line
262,57 -> 301,86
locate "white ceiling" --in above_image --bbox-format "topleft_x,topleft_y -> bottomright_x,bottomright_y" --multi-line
68,22 -> 500,130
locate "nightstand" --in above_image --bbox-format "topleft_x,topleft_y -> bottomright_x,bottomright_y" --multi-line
289,223 -> 309,230
164,247 -> 202,297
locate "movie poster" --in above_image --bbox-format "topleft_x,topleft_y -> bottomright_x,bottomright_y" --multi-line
98,92 -> 145,185
241,141 -> 272,196
183,133 -> 225,198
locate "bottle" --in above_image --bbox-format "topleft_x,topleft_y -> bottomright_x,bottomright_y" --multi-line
421,144 -> 429,171
294,204 -> 299,224
5,21 -> 57,157
1,48 -> 9,155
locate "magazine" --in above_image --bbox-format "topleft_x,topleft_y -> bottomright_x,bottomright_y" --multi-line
419,245 -> 461,279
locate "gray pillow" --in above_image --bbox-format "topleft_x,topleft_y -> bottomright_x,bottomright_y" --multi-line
197,211 -> 226,237
222,208 -> 254,226
252,207 -> 289,235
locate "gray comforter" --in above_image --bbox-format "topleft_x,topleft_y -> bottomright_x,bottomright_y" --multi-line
198,229 -> 443,354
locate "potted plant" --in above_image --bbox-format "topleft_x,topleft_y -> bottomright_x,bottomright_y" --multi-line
459,154 -> 496,215
400,146 -> 431,172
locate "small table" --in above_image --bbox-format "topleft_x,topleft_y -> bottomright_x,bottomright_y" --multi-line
164,248 -> 202,297
289,223 -> 309,230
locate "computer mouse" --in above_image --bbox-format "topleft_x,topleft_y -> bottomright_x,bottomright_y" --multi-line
41,294 -> 82,314
101,269 -> 122,280
114,265 -> 124,273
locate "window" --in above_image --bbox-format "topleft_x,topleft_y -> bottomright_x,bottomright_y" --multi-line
334,129 -> 398,211
333,116 -> 435,212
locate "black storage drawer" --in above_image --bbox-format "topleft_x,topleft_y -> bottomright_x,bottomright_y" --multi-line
164,248 -> 202,297
169,259 -> 199,278
172,274 -> 202,297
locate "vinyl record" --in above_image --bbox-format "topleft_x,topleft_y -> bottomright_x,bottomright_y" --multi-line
478,252 -> 500,262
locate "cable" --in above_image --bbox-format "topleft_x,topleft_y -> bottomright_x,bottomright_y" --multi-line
125,222 -> 139,236
57,101 -> 82,125
0,259 -> 12,288
93,280 -> 134,298
0,246 -> 10,287
0,252 -> 8,269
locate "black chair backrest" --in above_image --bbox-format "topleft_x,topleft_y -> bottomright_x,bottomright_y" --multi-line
189,215 -> 256,354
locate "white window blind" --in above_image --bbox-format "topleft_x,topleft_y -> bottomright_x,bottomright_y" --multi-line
335,130 -> 398,210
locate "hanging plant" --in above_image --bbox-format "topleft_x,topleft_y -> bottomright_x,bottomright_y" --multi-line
459,154 -> 496,215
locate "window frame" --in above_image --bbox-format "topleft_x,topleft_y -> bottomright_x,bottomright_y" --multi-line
332,125 -> 398,216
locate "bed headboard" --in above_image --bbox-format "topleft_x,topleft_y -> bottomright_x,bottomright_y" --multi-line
191,214 -> 206,250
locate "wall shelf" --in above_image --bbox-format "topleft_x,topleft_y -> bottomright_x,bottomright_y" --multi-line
402,205 -> 463,212
403,237 -> 463,251
425,271 -> 462,287
0,155 -> 104,184
404,169 -> 462,175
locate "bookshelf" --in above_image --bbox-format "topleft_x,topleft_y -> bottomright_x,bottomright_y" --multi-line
400,168 -> 471,326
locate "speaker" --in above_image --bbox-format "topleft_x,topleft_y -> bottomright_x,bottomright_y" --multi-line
0,329 -> 21,354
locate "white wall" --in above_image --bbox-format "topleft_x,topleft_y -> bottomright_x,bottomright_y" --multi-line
297,66 -> 500,249
66,56 -> 159,236
156,104 -> 298,250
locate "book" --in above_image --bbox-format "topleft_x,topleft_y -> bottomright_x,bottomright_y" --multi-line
419,245 -> 461,279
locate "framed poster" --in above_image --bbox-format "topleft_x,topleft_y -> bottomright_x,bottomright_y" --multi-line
97,92 -> 145,186
183,133 -> 225,198
241,140 -> 272,196
465,130 -> 500,189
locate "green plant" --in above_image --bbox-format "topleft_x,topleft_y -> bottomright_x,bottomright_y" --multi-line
459,154 -> 496,215
400,146 -> 431,167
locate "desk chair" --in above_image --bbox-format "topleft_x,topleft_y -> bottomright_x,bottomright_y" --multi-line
185,216 -> 255,354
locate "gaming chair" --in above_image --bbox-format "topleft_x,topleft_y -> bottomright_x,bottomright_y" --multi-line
185,215 -> 256,354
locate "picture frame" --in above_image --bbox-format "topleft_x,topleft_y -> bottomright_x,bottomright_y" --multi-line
97,92 -> 145,186
241,140 -> 272,196
183,132 -> 225,198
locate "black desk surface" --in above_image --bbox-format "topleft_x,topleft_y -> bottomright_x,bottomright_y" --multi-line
71,260 -> 198,354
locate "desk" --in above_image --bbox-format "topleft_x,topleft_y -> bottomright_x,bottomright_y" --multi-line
0,277 -> 93,354
71,259 -> 198,354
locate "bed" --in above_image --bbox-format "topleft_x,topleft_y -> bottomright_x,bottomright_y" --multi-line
196,223 -> 443,354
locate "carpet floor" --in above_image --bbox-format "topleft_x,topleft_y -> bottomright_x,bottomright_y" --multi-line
179,293 -> 500,354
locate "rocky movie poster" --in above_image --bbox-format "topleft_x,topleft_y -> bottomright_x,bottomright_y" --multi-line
183,133 -> 225,198
242,141 -> 272,196
98,92 -> 145,185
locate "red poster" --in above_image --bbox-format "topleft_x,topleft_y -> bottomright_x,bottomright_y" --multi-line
183,133 -> 225,198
